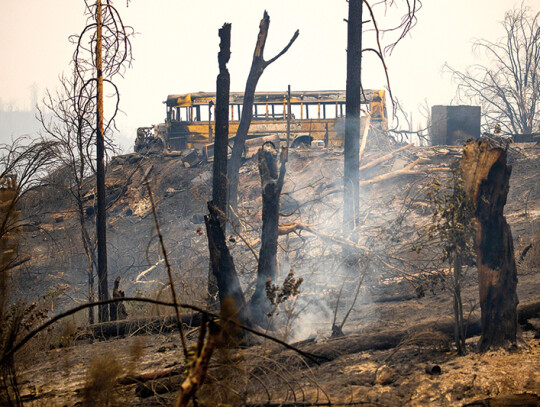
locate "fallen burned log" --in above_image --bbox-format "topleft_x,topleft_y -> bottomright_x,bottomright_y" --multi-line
136,376 -> 181,399
79,313 -> 202,340
118,367 -> 181,385
316,143 -> 415,194
359,142 -> 413,172
359,158 -> 423,187
278,221 -> 370,254
281,300 -> 540,365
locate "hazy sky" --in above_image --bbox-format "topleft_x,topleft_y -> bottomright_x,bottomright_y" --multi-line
1,0 -> 539,151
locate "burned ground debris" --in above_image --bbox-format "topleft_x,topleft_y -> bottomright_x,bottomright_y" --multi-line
3,137 -> 539,405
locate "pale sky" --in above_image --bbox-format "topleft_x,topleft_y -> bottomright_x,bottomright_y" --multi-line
1,0 -> 539,151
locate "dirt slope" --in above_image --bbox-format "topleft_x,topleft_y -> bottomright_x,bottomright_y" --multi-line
11,142 -> 540,406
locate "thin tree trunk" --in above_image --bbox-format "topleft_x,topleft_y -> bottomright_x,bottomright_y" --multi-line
78,201 -> 95,325
249,144 -> 286,324
95,0 -> 109,322
77,177 -> 96,325
88,265 -> 95,324
452,254 -> 465,355
227,12 -> 298,215
208,23 -> 232,308
460,139 -> 519,351
343,0 -> 363,237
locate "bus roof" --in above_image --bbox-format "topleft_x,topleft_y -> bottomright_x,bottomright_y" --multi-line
165,90 -> 384,107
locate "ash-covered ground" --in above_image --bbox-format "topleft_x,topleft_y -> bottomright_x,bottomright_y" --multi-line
11,142 -> 540,406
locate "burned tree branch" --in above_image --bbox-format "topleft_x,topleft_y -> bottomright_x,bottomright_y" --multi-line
359,158 -> 422,187
227,11 -> 299,213
175,318 -> 219,407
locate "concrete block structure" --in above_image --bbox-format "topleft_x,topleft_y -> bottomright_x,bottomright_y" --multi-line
431,105 -> 481,145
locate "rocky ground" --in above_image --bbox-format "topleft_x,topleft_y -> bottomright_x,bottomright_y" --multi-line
8,141 -> 540,406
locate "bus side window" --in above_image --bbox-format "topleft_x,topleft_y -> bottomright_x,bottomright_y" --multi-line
290,104 -> 302,120
325,103 -> 337,119
199,105 -> 210,122
273,104 -> 284,119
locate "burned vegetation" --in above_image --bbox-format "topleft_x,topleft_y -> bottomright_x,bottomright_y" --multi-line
3,135 -> 540,406
2,1 -> 540,407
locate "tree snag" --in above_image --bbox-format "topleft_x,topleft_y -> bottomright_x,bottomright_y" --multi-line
460,138 -> 519,351
95,0 -> 109,322
249,143 -> 287,324
213,23 -> 231,215
227,11 -> 299,215
343,0 -> 363,237
208,23 -> 231,307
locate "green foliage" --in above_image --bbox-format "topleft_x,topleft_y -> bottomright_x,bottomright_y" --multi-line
422,167 -> 476,355
425,168 -> 475,266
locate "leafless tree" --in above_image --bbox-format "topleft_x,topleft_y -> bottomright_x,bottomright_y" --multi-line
446,5 -> 540,136
38,67 -> 99,324
227,11 -> 298,215
72,0 -> 133,322
0,137 -> 57,319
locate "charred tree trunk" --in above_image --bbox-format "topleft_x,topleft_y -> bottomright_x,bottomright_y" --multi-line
208,23 -> 232,307
205,202 -> 250,325
95,0 -> 109,322
460,139 -> 519,351
249,144 -> 287,324
227,11 -> 298,215
213,24 -> 231,215
343,0 -> 363,237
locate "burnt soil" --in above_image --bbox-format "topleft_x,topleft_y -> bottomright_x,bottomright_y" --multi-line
11,142 -> 540,406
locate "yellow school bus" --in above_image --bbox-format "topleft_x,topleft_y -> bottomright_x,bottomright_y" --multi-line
135,90 -> 387,153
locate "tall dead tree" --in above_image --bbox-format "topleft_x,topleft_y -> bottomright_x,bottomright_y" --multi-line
249,143 -> 287,324
95,0 -> 109,323
208,23 -> 232,306
205,23 -> 252,324
227,11 -> 298,214
460,138 -> 518,351
73,0 -> 132,322
343,0 -> 362,236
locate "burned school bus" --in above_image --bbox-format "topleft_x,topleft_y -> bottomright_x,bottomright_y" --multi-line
135,90 -> 388,155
